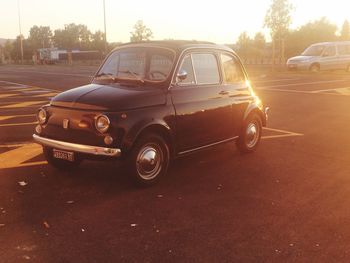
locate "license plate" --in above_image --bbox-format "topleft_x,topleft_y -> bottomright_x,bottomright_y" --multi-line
53,149 -> 74,162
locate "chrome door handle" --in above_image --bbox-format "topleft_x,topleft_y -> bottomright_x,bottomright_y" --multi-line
219,90 -> 229,95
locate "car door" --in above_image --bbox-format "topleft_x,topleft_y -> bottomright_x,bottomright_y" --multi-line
170,51 -> 234,152
320,45 -> 338,70
337,44 -> 350,70
219,53 -> 253,135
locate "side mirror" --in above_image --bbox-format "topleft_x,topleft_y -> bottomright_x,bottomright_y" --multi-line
177,70 -> 188,82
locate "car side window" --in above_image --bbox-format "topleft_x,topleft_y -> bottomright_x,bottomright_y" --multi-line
220,54 -> 245,84
338,45 -> 350,55
177,55 -> 196,85
192,53 -> 220,84
323,46 -> 336,57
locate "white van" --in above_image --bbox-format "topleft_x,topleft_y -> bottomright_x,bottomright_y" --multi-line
286,41 -> 350,72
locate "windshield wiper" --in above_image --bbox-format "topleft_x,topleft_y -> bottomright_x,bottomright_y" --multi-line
118,70 -> 145,84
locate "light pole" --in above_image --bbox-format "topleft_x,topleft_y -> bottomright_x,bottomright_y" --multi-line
103,0 -> 108,54
17,0 -> 24,64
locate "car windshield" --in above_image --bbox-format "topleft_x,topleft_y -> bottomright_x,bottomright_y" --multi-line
302,45 -> 326,56
96,47 -> 175,83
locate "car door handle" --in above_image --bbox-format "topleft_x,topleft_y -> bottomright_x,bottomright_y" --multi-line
219,90 -> 229,95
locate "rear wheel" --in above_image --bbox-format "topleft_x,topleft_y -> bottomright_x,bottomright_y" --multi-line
127,133 -> 170,186
43,146 -> 81,170
237,113 -> 262,153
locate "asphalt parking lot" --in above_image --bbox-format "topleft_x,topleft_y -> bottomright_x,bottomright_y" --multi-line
0,64 -> 350,262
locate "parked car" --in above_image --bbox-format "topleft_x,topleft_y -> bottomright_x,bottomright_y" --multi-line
33,41 -> 269,185
287,41 -> 350,72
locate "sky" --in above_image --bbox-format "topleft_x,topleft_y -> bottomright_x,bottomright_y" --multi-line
0,0 -> 349,44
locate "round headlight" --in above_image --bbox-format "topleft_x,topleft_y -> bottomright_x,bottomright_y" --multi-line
37,108 -> 47,124
95,115 -> 110,133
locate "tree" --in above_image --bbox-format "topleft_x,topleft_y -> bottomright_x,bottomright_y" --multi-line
91,30 -> 105,52
264,0 -> 293,64
340,20 -> 350,40
3,40 -> 14,62
28,25 -> 52,50
53,23 -> 92,50
130,20 -> 153,42
252,32 -> 266,62
236,32 -> 252,62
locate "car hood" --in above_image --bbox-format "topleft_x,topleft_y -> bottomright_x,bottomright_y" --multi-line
51,83 -> 167,111
288,55 -> 315,62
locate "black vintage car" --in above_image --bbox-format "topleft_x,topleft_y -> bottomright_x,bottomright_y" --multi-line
33,41 -> 269,185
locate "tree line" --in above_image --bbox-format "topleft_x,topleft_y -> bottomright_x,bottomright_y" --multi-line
0,20 -> 153,63
237,0 -> 350,64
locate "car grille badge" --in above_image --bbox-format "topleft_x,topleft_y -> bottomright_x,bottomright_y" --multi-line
63,119 -> 70,129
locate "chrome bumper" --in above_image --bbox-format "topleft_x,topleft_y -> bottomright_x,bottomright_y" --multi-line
33,134 -> 121,157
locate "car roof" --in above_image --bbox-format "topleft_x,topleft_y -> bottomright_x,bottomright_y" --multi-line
114,40 -> 234,53
311,41 -> 350,46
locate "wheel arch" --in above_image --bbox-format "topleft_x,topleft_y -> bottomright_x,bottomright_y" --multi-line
243,103 -> 266,127
123,121 -> 175,157
309,62 -> 320,71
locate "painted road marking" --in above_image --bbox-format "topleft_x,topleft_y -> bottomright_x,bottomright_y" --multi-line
253,78 -> 300,84
33,92 -> 58,97
0,127 -> 303,169
0,122 -> 37,127
0,70 -> 92,78
0,114 -> 36,121
0,143 -> 46,169
311,87 -> 350,95
0,101 -> 47,109
0,80 -> 61,92
262,127 -> 304,139
0,94 -> 16,99
257,80 -> 345,89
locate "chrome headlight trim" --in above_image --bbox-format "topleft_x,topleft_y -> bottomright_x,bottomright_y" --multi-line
95,114 -> 110,133
37,108 -> 47,125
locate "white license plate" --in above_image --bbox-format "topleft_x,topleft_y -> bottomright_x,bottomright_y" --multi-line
53,149 -> 74,162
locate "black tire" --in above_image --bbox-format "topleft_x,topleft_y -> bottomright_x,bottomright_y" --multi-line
126,133 -> 170,186
236,113 -> 262,154
309,64 -> 320,73
43,146 -> 82,171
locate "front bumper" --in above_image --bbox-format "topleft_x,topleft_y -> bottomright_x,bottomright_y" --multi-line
33,134 -> 121,157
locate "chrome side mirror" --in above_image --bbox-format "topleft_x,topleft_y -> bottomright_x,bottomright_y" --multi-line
177,70 -> 188,82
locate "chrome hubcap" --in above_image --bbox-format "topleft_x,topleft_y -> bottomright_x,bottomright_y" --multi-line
246,122 -> 259,148
136,144 -> 163,180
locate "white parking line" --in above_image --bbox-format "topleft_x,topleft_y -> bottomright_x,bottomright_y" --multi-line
257,80 -> 345,89
253,78 -> 300,84
0,70 -> 92,78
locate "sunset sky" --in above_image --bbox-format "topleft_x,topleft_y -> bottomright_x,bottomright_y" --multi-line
1,0 -> 349,44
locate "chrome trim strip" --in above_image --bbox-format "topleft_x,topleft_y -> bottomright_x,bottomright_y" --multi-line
178,136 -> 238,155
33,134 -> 121,157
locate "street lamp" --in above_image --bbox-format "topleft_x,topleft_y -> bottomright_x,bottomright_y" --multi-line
103,0 -> 108,54
17,0 -> 24,64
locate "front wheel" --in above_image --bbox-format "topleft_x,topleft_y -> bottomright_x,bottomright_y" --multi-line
236,113 -> 262,154
309,64 -> 320,73
43,146 -> 82,171
127,133 -> 170,186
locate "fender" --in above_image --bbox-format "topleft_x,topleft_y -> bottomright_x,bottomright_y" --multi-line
243,98 -> 267,127
122,118 -> 175,153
